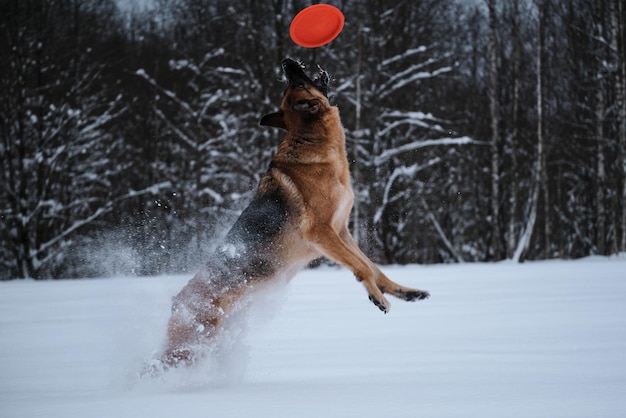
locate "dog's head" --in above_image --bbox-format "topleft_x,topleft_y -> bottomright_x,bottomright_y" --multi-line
260,58 -> 332,131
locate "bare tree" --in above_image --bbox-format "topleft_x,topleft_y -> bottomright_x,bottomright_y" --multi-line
610,0 -> 626,252
514,0 -> 546,262
488,0 -> 502,259
595,8 -> 607,255
507,0 -> 522,259
0,0 -> 170,278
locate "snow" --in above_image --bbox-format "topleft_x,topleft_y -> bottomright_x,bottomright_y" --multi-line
374,136 -> 483,165
1,257 -> 626,417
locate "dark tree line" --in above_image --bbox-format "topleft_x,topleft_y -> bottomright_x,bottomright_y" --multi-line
1,0 -> 624,279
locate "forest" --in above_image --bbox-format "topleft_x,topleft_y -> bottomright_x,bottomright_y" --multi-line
1,0 -> 624,279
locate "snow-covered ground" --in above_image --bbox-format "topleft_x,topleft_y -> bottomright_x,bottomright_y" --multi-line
1,257 -> 625,418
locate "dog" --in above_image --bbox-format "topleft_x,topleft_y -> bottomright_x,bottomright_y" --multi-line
158,58 -> 429,367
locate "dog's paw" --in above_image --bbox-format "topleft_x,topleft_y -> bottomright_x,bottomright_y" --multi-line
139,357 -> 169,379
402,289 -> 430,301
368,294 -> 390,314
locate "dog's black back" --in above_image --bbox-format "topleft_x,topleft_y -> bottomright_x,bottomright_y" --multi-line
204,183 -> 290,282
225,188 -> 288,248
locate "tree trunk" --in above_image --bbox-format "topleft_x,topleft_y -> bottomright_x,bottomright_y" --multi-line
507,0 -> 521,259
595,73 -> 606,255
352,23 -> 363,247
610,0 -> 626,252
514,0 -> 545,262
488,0 -> 501,259
540,0 -> 551,258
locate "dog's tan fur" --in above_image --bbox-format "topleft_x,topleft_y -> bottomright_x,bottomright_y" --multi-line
159,59 -> 429,367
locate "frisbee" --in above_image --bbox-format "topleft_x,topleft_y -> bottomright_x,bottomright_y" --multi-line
289,4 -> 344,48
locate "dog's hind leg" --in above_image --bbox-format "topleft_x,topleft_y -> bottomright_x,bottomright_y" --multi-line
304,225 -> 391,313
338,226 -> 430,302
160,274 -> 251,367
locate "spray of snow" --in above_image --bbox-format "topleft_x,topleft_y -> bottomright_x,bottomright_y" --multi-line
130,271 -> 292,391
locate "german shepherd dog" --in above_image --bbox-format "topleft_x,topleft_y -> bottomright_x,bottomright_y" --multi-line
159,58 -> 429,367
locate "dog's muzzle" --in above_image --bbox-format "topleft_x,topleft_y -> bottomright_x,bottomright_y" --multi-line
282,58 -> 330,97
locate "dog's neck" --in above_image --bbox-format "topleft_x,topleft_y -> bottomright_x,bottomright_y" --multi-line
276,111 -> 346,162
291,107 -> 344,143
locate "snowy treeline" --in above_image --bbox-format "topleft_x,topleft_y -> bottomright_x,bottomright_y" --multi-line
1,0 -> 625,279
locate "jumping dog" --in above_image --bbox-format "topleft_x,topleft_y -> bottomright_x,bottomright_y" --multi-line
159,58 -> 429,367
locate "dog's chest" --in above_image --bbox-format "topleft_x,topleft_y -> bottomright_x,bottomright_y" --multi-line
331,183 -> 354,228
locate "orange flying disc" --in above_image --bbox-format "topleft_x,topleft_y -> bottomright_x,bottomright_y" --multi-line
289,4 -> 345,48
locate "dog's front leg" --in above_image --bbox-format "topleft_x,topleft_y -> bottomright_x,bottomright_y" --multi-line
338,226 -> 430,302
304,225 -> 391,313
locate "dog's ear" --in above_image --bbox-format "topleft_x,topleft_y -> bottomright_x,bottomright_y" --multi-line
260,112 -> 287,130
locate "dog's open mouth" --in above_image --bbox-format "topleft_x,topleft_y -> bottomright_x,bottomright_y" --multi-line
282,58 -> 330,97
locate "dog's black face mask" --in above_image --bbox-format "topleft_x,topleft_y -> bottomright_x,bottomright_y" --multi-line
282,58 -> 330,98
260,58 -> 332,130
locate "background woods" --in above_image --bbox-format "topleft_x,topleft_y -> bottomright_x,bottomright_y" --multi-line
1,0 -> 624,279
